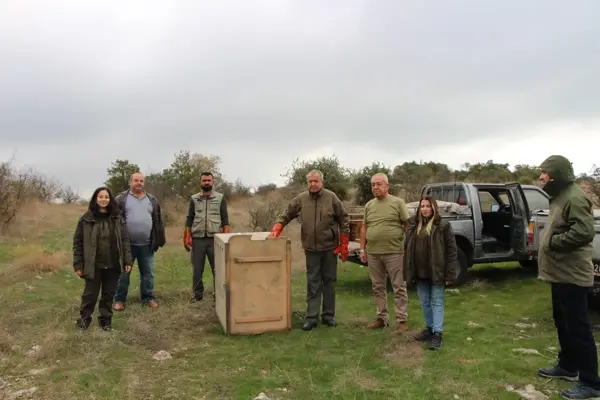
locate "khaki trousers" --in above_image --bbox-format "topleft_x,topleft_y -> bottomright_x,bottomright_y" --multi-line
367,253 -> 408,324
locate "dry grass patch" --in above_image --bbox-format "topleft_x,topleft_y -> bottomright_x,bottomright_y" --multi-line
381,331 -> 425,368
6,201 -> 85,240
14,249 -> 69,273
333,366 -> 381,392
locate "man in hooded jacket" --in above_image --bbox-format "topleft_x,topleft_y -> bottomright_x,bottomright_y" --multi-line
536,155 -> 600,399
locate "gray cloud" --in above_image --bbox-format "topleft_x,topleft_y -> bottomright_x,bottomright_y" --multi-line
1,0 -> 599,196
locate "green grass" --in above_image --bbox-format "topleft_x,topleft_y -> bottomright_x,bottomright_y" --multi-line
2,236 -> 599,400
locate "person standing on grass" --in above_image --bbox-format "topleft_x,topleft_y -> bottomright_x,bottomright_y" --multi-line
535,155 -> 600,400
403,196 -> 459,350
73,186 -> 133,332
113,172 -> 166,311
268,169 -> 350,331
183,171 -> 231,302
359,173 -> 411,332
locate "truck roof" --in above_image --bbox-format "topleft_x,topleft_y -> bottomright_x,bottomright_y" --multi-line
424,182 -> 541,190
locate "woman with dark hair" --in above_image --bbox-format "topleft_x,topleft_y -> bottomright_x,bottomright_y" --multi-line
404,195 -> 460,350
72,186 -> 133,331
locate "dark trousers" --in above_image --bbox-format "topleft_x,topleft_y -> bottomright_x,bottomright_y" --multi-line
305,250 -> 338,322
78,267 -> 121,327
191,237 -> 215,299
552,283 -> 600,385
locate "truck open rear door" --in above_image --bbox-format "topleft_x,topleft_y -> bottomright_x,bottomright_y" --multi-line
505,183 -> 530,257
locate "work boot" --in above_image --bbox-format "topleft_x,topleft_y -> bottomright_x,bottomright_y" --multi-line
75,317 -> 91,331
414,327 -> 433,342
302,320 -> 318,331
397,322 -> 409,333
537,365 -> 578,382
367,318 -> 386,329
560,382 -> 600,399
429,332 -> 442,350
322,318 -> 337,327
98,318 -> 113,332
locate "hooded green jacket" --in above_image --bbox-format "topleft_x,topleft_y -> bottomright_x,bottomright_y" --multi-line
537,155 -> 596,287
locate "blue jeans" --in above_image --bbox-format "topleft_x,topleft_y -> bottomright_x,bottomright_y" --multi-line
416,280 -> 445,333
114,245 -> 155,303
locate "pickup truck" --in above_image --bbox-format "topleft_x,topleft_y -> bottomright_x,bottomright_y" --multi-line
347,182 -> 600,295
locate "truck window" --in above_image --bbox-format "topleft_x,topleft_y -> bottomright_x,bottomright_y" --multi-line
523,188 -> 549,211
479,191 -> 499,212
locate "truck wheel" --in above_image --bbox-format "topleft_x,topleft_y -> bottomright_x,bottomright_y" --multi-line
453,247 -> 470,286
519,259 -> 538,269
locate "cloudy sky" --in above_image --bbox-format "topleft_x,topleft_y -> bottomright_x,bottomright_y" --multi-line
1,1 -> 599,198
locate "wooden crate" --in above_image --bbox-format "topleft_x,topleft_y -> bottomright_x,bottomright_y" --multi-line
348,212 -> 364,241
214,232 -> 292,335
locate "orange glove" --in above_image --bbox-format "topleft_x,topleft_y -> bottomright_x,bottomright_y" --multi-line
334,233 -> 350,262
222,225 -> 231,233
183,227 -> 192,252
267,223 -> 283,238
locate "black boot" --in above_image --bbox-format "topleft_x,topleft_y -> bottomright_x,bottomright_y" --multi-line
414,327 -> 433,342
302,320 -> 318,331
322,318 -> 337,327
76,317 -> 91,331
98,318 -> 113,332
429,332 -> 442,350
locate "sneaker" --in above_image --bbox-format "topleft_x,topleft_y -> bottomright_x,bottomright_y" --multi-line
414,328 -> 433,342
429,332 -> 442,350
560,382 -> 600,399
537,365 -> 578,382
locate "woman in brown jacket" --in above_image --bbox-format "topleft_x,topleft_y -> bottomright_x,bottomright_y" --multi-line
404,195 -> 459,349
72,186 -> 133,332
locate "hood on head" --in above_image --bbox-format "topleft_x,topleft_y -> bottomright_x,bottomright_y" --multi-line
539,155 -> 575,197
540,155 -> 575,184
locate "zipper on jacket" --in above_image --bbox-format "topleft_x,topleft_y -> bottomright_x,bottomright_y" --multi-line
314,197 -> 318,250
204,196 -> 208,237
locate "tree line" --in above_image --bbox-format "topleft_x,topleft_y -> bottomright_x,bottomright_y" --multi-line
104,150 -> 600,206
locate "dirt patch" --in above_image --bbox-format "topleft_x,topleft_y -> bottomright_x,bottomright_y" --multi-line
380,331 -> 425,368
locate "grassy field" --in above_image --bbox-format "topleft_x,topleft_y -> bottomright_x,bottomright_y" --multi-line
1,202 -> 599,400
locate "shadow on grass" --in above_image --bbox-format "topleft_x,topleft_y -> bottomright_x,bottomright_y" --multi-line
336,262 -> 539,297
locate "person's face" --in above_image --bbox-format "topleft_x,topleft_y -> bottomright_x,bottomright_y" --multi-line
130,173 -> 144,192
420,199 -> 433,218
371,176 -> 390,198
307,173 -> 323,193
201,175 -> 214,189
539,170 -> 552,185
96,190 -> 110,209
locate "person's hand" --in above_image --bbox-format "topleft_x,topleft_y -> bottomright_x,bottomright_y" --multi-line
221,225 -> 231,233
445,280 -> 453,286
267,223 -> 283,238
125,265 -> 132,273
183,228 -> 192,252
359,250 -> 367,264
75,270 -> 84,278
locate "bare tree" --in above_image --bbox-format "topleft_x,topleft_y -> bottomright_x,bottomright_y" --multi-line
57,186 -> 80,204
0,159 -> 30,232
246,195 -> 286,232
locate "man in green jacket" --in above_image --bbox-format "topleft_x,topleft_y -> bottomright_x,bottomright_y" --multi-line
268,170 -> 350,331
535,155 -> 600,399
